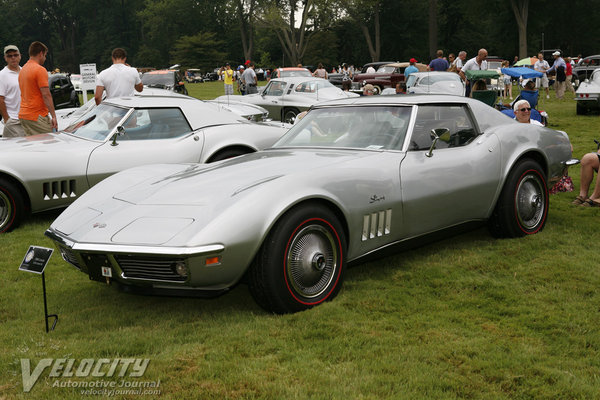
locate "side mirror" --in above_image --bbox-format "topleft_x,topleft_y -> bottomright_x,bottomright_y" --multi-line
426,128 -> 450,158
111,126 -> 125,146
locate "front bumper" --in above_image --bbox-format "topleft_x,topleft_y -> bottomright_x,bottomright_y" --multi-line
45,228 -> 230,293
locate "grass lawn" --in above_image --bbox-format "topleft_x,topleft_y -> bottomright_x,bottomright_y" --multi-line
2,83 -> 600,399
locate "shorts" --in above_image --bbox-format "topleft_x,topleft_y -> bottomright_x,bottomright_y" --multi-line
503,76 -> 511,85
536,75 -> 549,88
20,115 -> 52,136
2,117 -> 25,137
224,83 -> 233,95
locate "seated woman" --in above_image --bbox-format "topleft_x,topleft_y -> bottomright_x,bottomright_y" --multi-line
572,151 -> 600,207
513,99 -> 543,126
469,79 -> 487,95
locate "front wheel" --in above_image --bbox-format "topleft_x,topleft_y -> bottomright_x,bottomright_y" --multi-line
0,178 -> 25,233
488,160 -> 548,238
248,204 -> 346,314
282,108 -> 300,124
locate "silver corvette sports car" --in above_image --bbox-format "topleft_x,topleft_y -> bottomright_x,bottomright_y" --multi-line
46,95 -> 573,313
0,95 -> 288,232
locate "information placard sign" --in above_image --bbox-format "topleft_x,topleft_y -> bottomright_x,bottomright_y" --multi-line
80,63 -> 97,102
19,246 -> 53,274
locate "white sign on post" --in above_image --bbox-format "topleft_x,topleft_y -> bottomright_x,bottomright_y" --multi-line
79,63 -> 97,103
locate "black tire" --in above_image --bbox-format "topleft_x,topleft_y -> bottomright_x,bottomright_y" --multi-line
248,204 -> 346,314
208,148 -> 250,162
282,108 -> 300,124
0,178 -> 25,233
488,160 -> 548,238
576,102 -> 588,115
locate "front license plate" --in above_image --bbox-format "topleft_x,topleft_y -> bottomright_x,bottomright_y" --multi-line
101,266 -> 112,277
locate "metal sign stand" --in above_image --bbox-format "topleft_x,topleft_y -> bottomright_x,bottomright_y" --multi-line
42,272 -> 58,333
19,246 -> 58,333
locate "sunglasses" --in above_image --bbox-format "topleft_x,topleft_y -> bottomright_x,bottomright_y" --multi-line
518,107 -> 531,112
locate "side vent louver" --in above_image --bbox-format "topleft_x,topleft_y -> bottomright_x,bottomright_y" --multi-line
43,180 -> 77,200
362,209 -> 392,241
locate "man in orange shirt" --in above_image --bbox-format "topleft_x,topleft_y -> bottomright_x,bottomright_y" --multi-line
18,41 -> 57,135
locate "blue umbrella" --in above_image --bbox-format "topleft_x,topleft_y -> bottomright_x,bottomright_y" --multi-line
501,67 -> 543,79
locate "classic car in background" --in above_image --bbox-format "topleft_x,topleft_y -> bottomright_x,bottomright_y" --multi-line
575,69 -> 600,115
46,95 -> 573,314
573,55 -> 600,87
141,70 -> 188,95
49,73 -> 80,109
351,62 -> 428,94
0,95 -> 289,232
406,71 -> 465,96
216,77 -> 359,123
329,62 -> 396,87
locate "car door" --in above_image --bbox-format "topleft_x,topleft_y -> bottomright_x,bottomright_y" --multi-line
86,107 -> 205,187
259,80 -> 289,117
399,104 -> 502,238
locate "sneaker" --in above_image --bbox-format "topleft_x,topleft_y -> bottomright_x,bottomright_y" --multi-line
546,95 -> 550,99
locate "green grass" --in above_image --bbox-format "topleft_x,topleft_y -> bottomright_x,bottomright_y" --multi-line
2,84 -> 600,399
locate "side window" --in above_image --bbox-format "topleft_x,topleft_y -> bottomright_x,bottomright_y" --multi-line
119,108 -> 191,140
264,81 -> 287,96
409,105 -> 478,151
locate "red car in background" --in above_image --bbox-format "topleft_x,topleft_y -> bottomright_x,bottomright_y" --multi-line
351,62 -> 428,94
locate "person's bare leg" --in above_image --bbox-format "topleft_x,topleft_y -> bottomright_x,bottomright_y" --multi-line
579,153 -> 600,198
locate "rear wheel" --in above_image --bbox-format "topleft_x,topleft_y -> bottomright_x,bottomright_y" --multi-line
372,85 -> 383,95
248,204 -> 346,314
0,178 -> 25,233
282,108 -> 300,124
488,160 -> 548,238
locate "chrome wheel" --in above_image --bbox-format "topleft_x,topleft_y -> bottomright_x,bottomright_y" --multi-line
0,190 -> 12,231
286,224 -> 338,299
515,173 -> 546,230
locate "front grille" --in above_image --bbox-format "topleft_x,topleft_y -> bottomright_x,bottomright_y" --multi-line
114,255 -> 186,282
59,246 -> 83,270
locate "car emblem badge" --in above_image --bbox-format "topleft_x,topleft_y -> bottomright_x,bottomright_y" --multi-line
93,222 -> 107,229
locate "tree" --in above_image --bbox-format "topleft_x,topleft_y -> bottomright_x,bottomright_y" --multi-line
257,0 -> 339,66
510,0 -> 529,59
340,0 -> 382,62
233,0 -> 257,62
428,0 -> 437,59
170,32 -> 227,70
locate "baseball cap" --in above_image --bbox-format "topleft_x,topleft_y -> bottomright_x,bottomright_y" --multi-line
409,58 -> 417,63
4,45 -> 19,54
552,51 -> 561,56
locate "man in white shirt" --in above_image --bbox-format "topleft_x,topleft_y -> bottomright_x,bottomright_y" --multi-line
0,45 -> 25,137
533,53 -> 550,99
455,51 -> 467,72
459,48 -> 488,96
95,48 -> 142,105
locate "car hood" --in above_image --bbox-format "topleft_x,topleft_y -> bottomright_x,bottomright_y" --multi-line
0,132 -> 97,153
112,149 -> 372,206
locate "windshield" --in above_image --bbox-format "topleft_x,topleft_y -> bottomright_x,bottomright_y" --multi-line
376,66 -> 398,74
418,74 -> 459,85
294,80 -> 335,93
142,72 -> 174,87
63,103 -> 130,140
275,106 -> 412,150
280,69 -> 312,77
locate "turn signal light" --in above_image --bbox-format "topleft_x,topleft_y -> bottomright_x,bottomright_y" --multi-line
205,256 -> 221,266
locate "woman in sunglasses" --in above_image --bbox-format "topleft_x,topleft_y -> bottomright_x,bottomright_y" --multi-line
513,99 -> 543,126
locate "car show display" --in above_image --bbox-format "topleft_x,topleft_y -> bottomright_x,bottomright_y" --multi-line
45,95 -> 573,314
